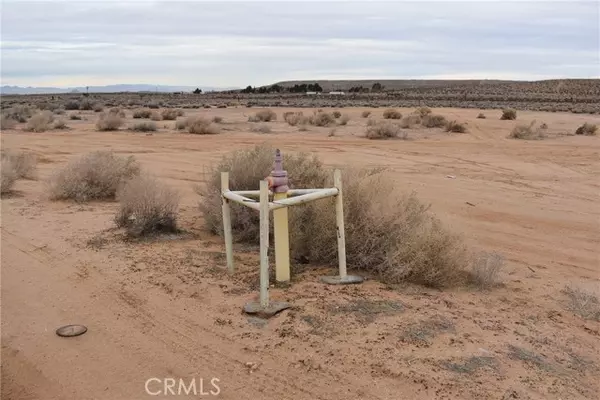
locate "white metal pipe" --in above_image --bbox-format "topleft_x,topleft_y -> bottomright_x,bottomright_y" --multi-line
233,189 -> 322,197
259,180 -> 270,308
222,191 -> 261,211
334,169 -> 347,279
221,172 -> 234,274
268,188 -> 339,211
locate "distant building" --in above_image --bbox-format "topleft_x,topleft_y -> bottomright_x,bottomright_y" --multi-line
305,91 -> 319,95
328,91 -> 345,95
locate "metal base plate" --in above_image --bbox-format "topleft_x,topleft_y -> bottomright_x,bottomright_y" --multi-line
243,301 -> 291,318
56,324 -> 88,337
321,275 -> 364,285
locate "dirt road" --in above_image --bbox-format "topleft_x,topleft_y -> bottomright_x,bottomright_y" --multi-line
2,107 -> 599,399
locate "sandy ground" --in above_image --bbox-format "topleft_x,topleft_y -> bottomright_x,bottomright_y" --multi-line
2,107 -> 600,400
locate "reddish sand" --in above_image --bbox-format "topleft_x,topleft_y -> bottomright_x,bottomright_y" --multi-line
2,107 -> 599,400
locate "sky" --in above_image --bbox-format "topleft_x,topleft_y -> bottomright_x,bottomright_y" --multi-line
1,0 -> 599,88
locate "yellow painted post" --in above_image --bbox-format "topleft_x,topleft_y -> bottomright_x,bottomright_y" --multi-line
269,149 -> 290,283
273,192 -> 290,282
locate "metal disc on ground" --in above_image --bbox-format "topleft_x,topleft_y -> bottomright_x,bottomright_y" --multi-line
56,324 -> 88,337
321,275 -> 364,285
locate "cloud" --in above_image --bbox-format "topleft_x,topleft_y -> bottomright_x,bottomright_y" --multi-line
1,0 -> 598,87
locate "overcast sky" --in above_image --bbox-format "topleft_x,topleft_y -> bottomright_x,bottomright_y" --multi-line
1,0 -> 598,88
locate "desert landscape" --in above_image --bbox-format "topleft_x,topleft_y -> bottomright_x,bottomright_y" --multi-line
1,91 -> 599,400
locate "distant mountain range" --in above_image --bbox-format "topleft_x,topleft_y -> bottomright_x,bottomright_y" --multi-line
0,84 -> 239,95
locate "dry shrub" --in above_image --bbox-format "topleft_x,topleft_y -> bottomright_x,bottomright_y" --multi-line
48,150 -> 140,201
366,121 -> 405,140
133,109 -> 152,119
1,150 -> 37,179
328,128 -> 336,137
93,103 -> 104,112
298,124 -> 308,131
64,100 -> 80,110
470,251 -> 504,289
509,121 -> 546,140
540,122 -> 548,129
445,121 -> 468,133
69,114 -> 82,120
249,109 -> 277,122
25,111 -> 54,132
186,116 -> 220,134
54,108 -> 65,115
212,116 -> 223,123
109,108 -> 126,118
96,112 -> 124,131
575,123 -> 597,136
5,105 -> 34,122
147,102 -> 160,109
563,283 -> 600,321
283,112 -> 308,126
130,121 -> 157,132
217,104 -> 227,109
338,114 -> 350,126
332,110 -> 342,118
416,107 -> 432,117
115,174 -> 179,237
383,109 -> 403,119
198,145 -> 328,242
150,111 -> 162,121
251,124 -> 272,134
400,114 -> 422,128
309,111 -> 336,126
175,119 -> 187,130
161,109 -> 179,120
79,100 -> 93,110
421,114 -> 447,128
477,113 -> 486,119
1,115 -> 18,130
366,118 -> 378,127
1,158 -> 17,194
198,145 -> 469,287
203,104 -> 212,109
361,110 -> 372,118
53,119 -> 68,129
176,109 -> 185,117
501,108 -> 517,120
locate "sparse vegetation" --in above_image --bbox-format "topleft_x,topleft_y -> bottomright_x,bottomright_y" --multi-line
1,115 -> 18,130
400,114 -> 422,128
1,150 -> 38,180
130,121 -> 157,132
150,111 -> 162,121
477,113 -> 486,119
199,145 -> 469,287
283,111 -> 308,126
366,121 -> 405,140
53,119 -> 68,129
470,251 -> 504,289
115,174 -> 179,237
383,109 -> 402,119
416,107 -> 432,117
96,112 -> 125,131
212,116 -> 223,123
161,109 -> 179,120
185,116 -> 220,134
48,150 -> 140,202
133,109 -> 152,119
5,105 -> 34,122
93,103 -> 104,112
332,110 -> 342,118
25,111 -> 54,132
361,110 -> 372,118
509,121 -> 546,140
445,120 -> 468,133
421,114 -> 447,128
501,108 -> 517,120
251,124 -> 272,134
69,114 -> 82,120
563,283 -> 600,321
249,109 -> 277,122
575,123 -> 597,136
309,111 -> 336,126
338,114 -> 350,125
1,158 -> 17,194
